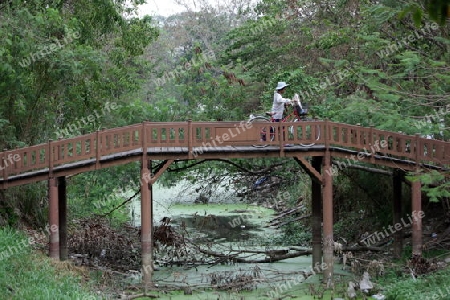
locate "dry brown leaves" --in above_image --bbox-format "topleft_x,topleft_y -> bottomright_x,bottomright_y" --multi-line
68,216 -> 141,271
68,216 -> 190,271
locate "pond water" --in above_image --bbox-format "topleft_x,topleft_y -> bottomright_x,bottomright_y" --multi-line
129,180 -> 278,246
126,182 -> 351,299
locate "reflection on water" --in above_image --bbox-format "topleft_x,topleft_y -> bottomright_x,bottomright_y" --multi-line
129,180 -> 244,227
172,214 -> 261,243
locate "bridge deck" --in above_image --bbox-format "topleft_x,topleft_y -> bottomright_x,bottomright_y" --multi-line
2,144 -> 445,189
1,121 -> 449,188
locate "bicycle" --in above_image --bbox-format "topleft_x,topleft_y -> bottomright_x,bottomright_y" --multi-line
247,96 -> 321,148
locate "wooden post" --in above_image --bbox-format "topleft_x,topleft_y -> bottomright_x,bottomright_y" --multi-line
58,176 -> 67,261
141,161 -> 153,288
322,151 -> 334,285
411,178 -> 422,256
412,134 -> 423,256
141,123 -> 153,288
311,156 -> 323,269
148,160 -> 154,283
392,169 -> 403,258
48,177 -> 59,259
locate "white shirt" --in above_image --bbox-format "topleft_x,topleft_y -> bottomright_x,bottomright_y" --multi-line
271,92 -> 290,119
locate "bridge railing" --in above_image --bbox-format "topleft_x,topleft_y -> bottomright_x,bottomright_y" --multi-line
327,122 -> 450,166
147,122 -> 187,147
245,121 -> 326,147
51,133 -> 98,167
100,124 -> 142,156
1,121 -> 449,183
191,121 -> 264,147
327,123 -> 417,158
2,144 -> 49,177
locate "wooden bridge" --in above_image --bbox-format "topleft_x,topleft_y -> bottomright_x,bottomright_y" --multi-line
1,120 -> 449,286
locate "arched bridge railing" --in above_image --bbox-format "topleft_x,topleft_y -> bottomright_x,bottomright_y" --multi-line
1,121 -> 449,187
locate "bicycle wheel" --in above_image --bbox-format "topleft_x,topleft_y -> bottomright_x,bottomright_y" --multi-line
291,118 -> 321,147
247,116 -> 274,148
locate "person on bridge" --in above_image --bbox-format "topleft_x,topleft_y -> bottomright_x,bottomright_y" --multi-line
271,82 -> 292,122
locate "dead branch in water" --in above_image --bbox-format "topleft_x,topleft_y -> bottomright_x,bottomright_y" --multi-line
195,246 -> 312,263
289,245 -> 384,252
269,214 -> 311,228
265,202 -> 310,228
126,294 -> 158,299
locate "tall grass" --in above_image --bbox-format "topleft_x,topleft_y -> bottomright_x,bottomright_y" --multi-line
0,227 -> 98,300
383,267 -> 450,300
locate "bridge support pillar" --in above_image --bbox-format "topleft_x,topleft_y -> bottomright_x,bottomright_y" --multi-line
411,179 -> 422,256
141,160 -> 153,289
58,176 -> 68,261
311,157 -> 323,268
322,153 -> 333,285
392,170 -> 403,258
48,178 -> 60,259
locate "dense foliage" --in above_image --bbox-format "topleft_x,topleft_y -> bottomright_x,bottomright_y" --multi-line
0,0 -> 448,235
0,0 -> 159,225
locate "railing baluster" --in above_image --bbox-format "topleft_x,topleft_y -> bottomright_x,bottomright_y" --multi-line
188,120 -> 193,159
2,149 -> 7,188
96,130 -> 101,170
142,122 -> 147,161
15,147 -> 22,171
48,140 -> 53,177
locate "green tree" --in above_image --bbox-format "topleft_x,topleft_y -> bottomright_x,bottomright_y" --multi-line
0,0 -> 159,225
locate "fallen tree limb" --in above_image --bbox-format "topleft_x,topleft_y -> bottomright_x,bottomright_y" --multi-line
289,245 -> 384,252
269,205 -> 304,223
196,247 -> 312,263
342,245 -> 384,252
270,214 -> 311,228
126,294 -> 158,299
265,205 -> 303,227
227,248 -> 290,255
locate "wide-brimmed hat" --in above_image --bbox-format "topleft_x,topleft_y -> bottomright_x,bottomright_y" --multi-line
275,82 -> 289,90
